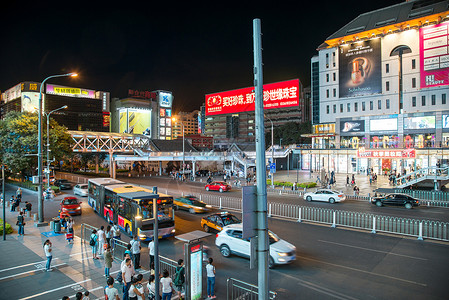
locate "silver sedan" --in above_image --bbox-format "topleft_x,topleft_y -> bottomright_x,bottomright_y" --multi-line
304,189 -> 346,204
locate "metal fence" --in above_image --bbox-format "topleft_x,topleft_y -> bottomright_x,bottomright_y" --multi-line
394,189 -> 449,202
227,277 -> 276,300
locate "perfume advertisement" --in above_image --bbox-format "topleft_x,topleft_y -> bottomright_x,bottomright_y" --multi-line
339,39 -> 382,98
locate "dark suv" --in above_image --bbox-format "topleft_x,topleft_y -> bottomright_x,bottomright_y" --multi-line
54,179 -> 72,190
371,193 -> 420,209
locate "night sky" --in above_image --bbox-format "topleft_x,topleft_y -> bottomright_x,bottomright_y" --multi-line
1,0 -> 401,112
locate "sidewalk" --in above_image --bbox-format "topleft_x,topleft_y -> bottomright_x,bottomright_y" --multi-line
0,185 -> 127,299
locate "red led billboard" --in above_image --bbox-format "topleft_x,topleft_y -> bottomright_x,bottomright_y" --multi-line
205,79 -> 300,116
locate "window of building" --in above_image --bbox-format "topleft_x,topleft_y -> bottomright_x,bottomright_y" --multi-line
340,104 -> 343,113
333,72 -> 336,81
370,101 -> 373,110
333,89 -> 336,97
378,100 -> 382,109
386,99 -> 390,109
422,95 -> 426,106
412,78 -> 416,88
326,89 -> 329,98
354,102 -> 358,112
326,53 -> 329,68
386,81 -> 390,91
412,96 -> 416,107
326,105 -> 330,114
362,102 -> 366,111
326,74 -> 329,82
432,95 -> 436,105
332,52 -> 336,67
347,103 -> 350,112
333,104 -> 336,114
412,59 -> 416,69
443,94 -> 447,105
386,63 -> 389,73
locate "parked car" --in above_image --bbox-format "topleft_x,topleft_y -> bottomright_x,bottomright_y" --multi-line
73,184 -> 88,197
54,179 -> 72,190
201,212 -> 241,233
304,189 -> 345,204
205,181 -> 231,193
371,193 -> 420,209
174,195 -> 211,213
60,196 -> 82,216
215,224 -> 296,268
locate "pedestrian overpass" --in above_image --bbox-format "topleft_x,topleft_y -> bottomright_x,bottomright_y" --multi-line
395,166 -> 449,190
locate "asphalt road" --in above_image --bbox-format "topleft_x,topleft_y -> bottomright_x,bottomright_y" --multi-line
3,178 -> 449,299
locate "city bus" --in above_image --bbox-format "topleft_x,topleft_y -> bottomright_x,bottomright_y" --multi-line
88,178 -> 175,241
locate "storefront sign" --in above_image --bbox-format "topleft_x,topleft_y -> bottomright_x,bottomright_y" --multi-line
46,84 -> 95,99
128,89 -> 157,99
339,39 -> 382,98
357,148 -> 415,158
159,92 -> 173,108
420,23 -> 449,88
205,79 -> 300,116
403,116 -> 436,129
340,120 -> 365,133
370,118 -> 397,131
313,123 -> 335,134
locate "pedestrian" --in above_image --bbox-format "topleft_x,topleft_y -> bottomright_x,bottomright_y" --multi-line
62,297 -> 70,300
351,174 -> 355,186
147,274 -> 157,300
17,211 -> 25,236
206,257 -> 216,298
130,235 -> 141,269
83,291 -> 90,300
346,175 -> 350,187
104,276 -> 120,300
105,225 -> 112,246
173,259 -> 185,296
112,222 -> 121,249
16,187 -> 22,201
160,269 -> 174,300
25,201 -> 32,212
97,226 -> 106,256
75,292 -> 83,300
128,274 -> 144,300
121,258 -> 136,300
148,238 -> 155,269
10,195 -> 16,212
66,218 -> 74,244
104,244 -> 113,278
90,229 -> 99,260
43,239 -> 53,271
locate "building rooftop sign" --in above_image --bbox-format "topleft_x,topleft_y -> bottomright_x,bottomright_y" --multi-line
205,79 -> 300,116
46,84 -> 96,99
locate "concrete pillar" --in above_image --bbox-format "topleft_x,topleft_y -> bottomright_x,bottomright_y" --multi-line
109,152 -> 114,178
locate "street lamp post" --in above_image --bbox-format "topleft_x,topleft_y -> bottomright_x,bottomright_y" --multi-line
46,105 -> 68,189
37,73 -> 77,225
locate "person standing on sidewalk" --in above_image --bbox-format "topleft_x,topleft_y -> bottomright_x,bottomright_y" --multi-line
104,244 -> 113,278
122,258 -> 135,300
105,225 -> 112,246
111,222 -> 121,250
97,226 -> 106,256
90,229 -> 99,260
148,238 -> 155,269
43,239 -> 53,271
206,257 -> 216,299
104,277 -> 120,300
17,211 -> 25,236
130,235 -> 141,269
16,187 -> 22,201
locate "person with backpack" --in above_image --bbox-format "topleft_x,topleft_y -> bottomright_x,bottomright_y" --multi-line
105,276 -> 120,300
17,211 -> 25,236
173,259 -> 185,297
90,229 -> 99,259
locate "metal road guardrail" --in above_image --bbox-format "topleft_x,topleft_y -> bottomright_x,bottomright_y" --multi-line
227,277 -> 277,300
185,191 -> 449,242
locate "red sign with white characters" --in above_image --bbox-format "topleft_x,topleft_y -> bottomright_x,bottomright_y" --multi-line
205,79 -> 300,116
357,148 -> 416,159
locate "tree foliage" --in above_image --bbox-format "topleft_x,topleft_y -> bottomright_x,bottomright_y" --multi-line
265,121 -> 312,147
0,111 -> 72,177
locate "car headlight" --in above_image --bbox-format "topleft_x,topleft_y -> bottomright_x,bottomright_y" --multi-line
76,207 -> 81,210
171,229 -> 176,233
277,252 -> 289,257
206,205 -> 212,208
62,208 -> 68,211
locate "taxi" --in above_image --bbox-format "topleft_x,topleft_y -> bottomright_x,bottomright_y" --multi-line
174,195 -> 212,214
201,212 -> 241,233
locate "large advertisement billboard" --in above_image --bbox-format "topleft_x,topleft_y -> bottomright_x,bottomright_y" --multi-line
46,84 -> 96,99
119,108 -> 152,135
205,79 -> 300,116
420,23 -> 449,88
339,39 -> 382,98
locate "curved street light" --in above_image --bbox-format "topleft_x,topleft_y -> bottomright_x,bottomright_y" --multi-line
37,73 -> 77,225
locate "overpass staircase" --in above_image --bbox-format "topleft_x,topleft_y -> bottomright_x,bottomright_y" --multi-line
395,166 -> 449,190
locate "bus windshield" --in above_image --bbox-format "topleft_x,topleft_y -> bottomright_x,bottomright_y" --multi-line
140,198 -> 174,222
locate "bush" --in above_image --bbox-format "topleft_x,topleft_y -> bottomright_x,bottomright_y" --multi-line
0,219 -> 13,235
298,182 -> 317,188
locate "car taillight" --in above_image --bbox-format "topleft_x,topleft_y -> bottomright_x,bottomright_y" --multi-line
338,194 -> 343,197
216,234 -> 219,238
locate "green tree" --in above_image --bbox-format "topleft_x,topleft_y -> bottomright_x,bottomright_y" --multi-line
265,121 -> 312,147
0,111 -> 72,178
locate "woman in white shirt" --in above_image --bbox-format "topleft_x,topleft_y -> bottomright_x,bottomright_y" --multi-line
160,269 -> 174,300
129,274 -> 144,300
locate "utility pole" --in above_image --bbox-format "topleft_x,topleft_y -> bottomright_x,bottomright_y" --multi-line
253,18 -> 269,300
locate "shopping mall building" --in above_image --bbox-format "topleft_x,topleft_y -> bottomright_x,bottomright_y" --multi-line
307,0 -> 449,175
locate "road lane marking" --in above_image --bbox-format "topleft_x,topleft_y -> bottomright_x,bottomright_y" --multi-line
0,263 -> 67,281
301,256 -> 427,287
318,240 -> 428,261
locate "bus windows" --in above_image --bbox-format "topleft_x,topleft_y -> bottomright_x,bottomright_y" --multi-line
104,189 -> 113,209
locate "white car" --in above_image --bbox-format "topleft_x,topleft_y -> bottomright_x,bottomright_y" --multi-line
215,224 -> 296,268
73,184 -> 88,197
304,189 -> 345,204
